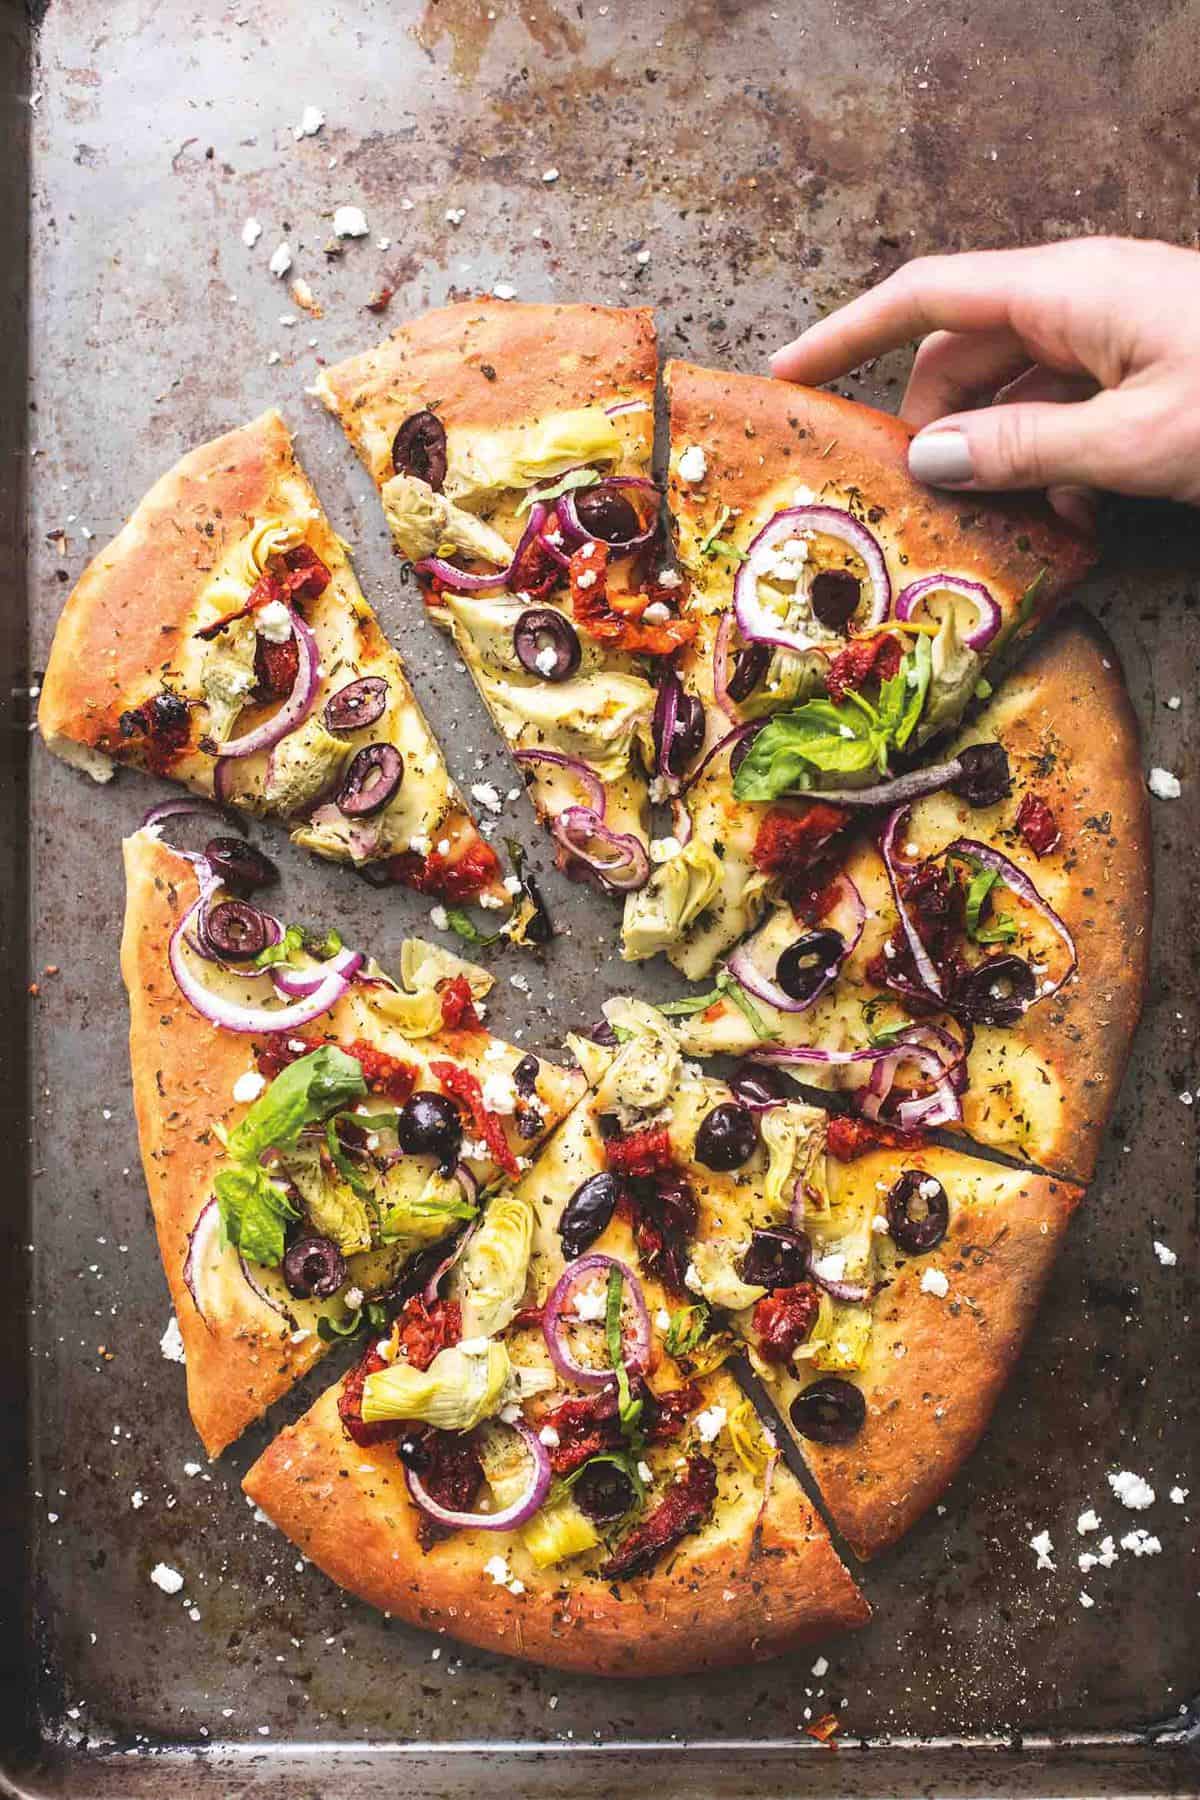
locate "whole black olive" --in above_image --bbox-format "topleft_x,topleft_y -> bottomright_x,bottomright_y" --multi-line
789,1376 -> 866,1445
573,1459 -> 637,1523
392,409 -> 447,491
740,1225 -> 812,1290
396,1091 -> 463,1166
652,679 -> 706,778
694,1102 -> 758,1172
809,568 -> 862,633
575,485 -> 643,544
886,1169 -> 950,1255
282,1233 -> 348,1300
203,899 -> 271,960
558,1171 -> 623,1261
397,1431 -> 433,1473
512,1053 -> 541,1098
324,675 -> 390,734
727,641 -> 770,703
950,742 -> 1012,808
513,607 -> 582,682
728,1060 -> 792,1109
204,836 -> 279,895
775,928 -> 846,1004
950,953 -> 1036,1026
336,743 -> 404,819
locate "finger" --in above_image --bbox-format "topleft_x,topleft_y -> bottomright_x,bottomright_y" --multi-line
900,327 -> 1032,428
769,241 -> 1107,385
1046,485 -> 1099,533
993,366 -> 1099,408
906,388 -> 1140,495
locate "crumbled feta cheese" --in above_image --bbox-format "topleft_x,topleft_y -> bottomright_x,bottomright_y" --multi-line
294,105 -> 325,138
1079,1590 -> 1095,1609
510,971 -> 531,994
407,833 -> 431,857
232,1070 -> 267,1105
919,1267 -> 949,1298
268,241 -> 293,278
694,1403 -> 727,1444
483,1554 -> 512,1587
635,248 -> 651,266
657,569 -> 682,588
538,1425 -> 560,1448
183,1461 -> 202,1478
1121,1528 -> 1163,1556
641,601 -> 671,624
571,1279 -> 609,1324
1170,1485 -> 1189,1504
492,282 -> 516,301
542,166 -> 559,182
1076,1509 -> 1101,1535
637,1460 -> 653,1484
445,207 -> 466,226
256,598 -> 293,643
918,1176 -> 941,1201
1079,1535 -> 1119,1572
333,205 -> 369,238
1029,1529 -> 1055,1570
1153,1240 -> 1177,1267
1147,767 -> 1182,800
470,781 -> 503,814
650,835 -> 682,863
1108,1469 -> 1155,1510
684,1262 -> 701,1294
241,216 -> 263,247
677,444 -> 708,483
130,1491 -> 144,1510
576,569 -> 597,590
150,1562 -> 184,1595
344,1286 -> 364,1312
534,644 -> 560,676
430,904 -> 449,931
1166,694 -> 1182,709
813,1252 -> 847,1283
811,1655 -> 829,1677
160,1317 -> 186,1364
481,1072 -> 516,1116
871,1214 -> 891,1235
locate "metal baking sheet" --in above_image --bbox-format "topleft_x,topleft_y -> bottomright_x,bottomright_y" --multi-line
5,0 -> 1198,1792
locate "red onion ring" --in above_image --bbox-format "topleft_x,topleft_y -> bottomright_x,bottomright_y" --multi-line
422,1215 -> 479,1306
605,398 -> 651,418
404,1418 -> 551,1532
213,756 -> 236,807
942,837 -> 1077,1004
808,1262 -> 871,1305
216,611 -> 321,760
550,807 -> 650,893
859,1032 -> 965,1129
416,503 -> 548,595
724,874 -> 866,1016
543,1253 -> 651,1387
513,746 -> 607,816
881,806 -> 944,1001
652,669 -> 682,792
182,1197 -> 223,1326
169,893 -> 363,1034
678,719 -> 761,798
712,608 -> 741,724
556,476 -> 658,552
669,795 -> 693,849
237,1251 -> 293,1319
896,574 -> 1001,651
795,757 -> 966,809
734,505 -> 891,656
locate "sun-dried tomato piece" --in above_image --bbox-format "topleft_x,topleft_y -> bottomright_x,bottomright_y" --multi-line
253,630 -> 300,699
407,1426 -> 486,1549
621,1175 -> 698,1296
394,1294 -> 462,1373
825,1114 -> 926,1162
279,543 -> 332,602
117,690 -> 192,772
509,531 -> 563,600
388,836 -> 502,902
599,1453 -> 718,1580
253,1035 -> 420,1104
753,1282 -> 820,1363
825,631 -> 903,703
569,541 -> 696,656
429,1059 -> 519,1178
438,974 -> 482,1032
752,803 -> 852,881
604,1124 -> 676,1178
1015,791 -> 1061,858
541,1379 -> 702,1478
338,1344 -> 400,1447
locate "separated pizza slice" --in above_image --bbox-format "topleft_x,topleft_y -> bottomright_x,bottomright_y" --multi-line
318,300 -> 684,898
622,359 -> 1097,975
663,611 -> 1151,1184
242,1076 -> 869,1676
571,1000 -> 1082,1561
40,408 -> 506,905
122,825 -> 583,1457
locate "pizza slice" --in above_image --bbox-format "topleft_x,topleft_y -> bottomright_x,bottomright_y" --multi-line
40,408 -> 507,905
242,1074 -> 869,1676
622,359 -> 1097,975
122,824 -> 584,1457
661,612 -> 1151,1184
317,300 -> 686,898
571,1000 -> 1082,1561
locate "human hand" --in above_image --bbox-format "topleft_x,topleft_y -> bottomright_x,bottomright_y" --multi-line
770,237 -> 1200,524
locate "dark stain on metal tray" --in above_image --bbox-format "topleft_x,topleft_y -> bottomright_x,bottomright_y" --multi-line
3,0 -> 1199,1792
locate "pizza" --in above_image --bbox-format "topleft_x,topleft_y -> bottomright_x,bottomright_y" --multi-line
622,359 -> 1097,975
317,301 -> 679,897
569,999 -> 1083,1560
39,408 -> 507,905
242,1084 -> 870,1676
660,613 -> 1151,1184
121,822 -> 583,1455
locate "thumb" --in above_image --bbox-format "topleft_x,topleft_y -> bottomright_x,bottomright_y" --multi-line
907,390 -> 1133,495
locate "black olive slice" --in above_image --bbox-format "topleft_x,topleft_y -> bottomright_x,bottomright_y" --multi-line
392,409 -> 447,491
950,743 -> 1013,808
513,607 -> 582,682
951,953 -> 1036,1025
575,486 -> 642,544
775,927 -> 846,1003
789,1375 -> 866,1445
203,837 -> 279,895
396,1092 -> 463,1165
727,642 -> 770,703
336,744 -> 404,819
324,676 -> 390,734
203,899 -> 271,960
740,1226 -> 812,1290
885,1168 -> 950,1254
809,568 -> 862,632
558,1171 -> 623,1261
282,1234 -> 348,1300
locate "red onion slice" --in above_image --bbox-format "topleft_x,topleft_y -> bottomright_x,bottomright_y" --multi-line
724,874 -> 865,1016
678,719 -> 761,798
556,476 -> 658,552
513,746 -> 607,816
712,608 -> 741,723
422,1215 -> 479,1307
416,503 -> 549,595
734,505 -> 891,656
881,806 -> 944,1001
404,1418 -> 551,1531
169,894 -> 363,1033
217,611 -> 321,760
652,669 -> 681,792
605,397 -> 651,418
237,1252 -> 293,1320
795,758 -> 966,809
183,1196 -> 289,1325
808,1266 -> 871,1305
550,807 -> 650,893
669,795 -> 693,849
543,1253 -> 651,1387
943,836 -> 1078,1004
896,573 -> 1001,651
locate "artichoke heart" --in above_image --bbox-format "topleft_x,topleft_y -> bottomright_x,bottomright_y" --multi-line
809,1291 -> 874,1373
621,839 -> 723,962
262,716 -> 351,818
916,604 -> 983,745
687,1239 -> 765,1313
507,409 -> 621,485
479,669 -> 655,785
592,998 -> 683,1119
360,1338 -> 510,1431
199,619 -> 258,746
381,472 -> 513,567
376,1162 -> 477,1250
279,1143 -> 373,1257
760,1107 -> 827,1219
454,1192 -> 535,1338
521,1500 -> 600,1569
399,938 -> 492,1001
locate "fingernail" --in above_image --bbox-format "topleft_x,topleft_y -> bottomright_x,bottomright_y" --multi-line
909,428 -> 974,487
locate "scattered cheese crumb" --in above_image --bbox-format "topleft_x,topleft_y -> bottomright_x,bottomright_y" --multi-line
429,904 -> 449,931
538,1425 -> 560,1448
1029,1529 -> 1055,1570
542,166 -> 559,183
677,444 -> 707,483
871,1214 -> 891,1235
130,1491 -> 144,1510
492,282 -> 516,301
1147,767 -> 1181,800
811,1656 -> 829,1677
268,241 -> 293,278
293,105 -> 325,139
470,781 -> 503,814
445,207 -> 466,227
1120,1528 -> 1163,1557
1166,694 -> 1182,709
571,1279 -> 608,1324
694,1404 -> 727,1444
1076,1509 -> 1101,1535
150,1563 -> 184,1595
160,1317 -> 186,1364
232,1070 -> 267,1105
241,216 -> 263,247
1108,1469 -> 1155,1510
333,205 -> 369,238
919,1267 -> 949,1298
1169,1485 -> 1189,1504
1079,1591 -> 1095,1609
1153,1240 -> 1177,1267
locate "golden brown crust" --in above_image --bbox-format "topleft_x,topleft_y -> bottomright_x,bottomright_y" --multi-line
777,1148 -> 1083,1560
664,359 -> 1096,635
320,300 -> 657,484
242,1368 -> 868,1677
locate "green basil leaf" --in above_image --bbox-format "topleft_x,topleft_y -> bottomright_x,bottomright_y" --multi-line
664,1303 -> 710,1358
445,905 -> 504,948
731,701 -> 881,801
698,506 -> 745,563
516,467 -> 600,514
656,988 -> 723,1018
1018,566 -> 1048,625
227,1047 -> 368,1165
605,1265 -> 645,1442
325,1116 -> 374,1198
214,1163 -> 298,1267
894,632 -> 933,749
715,966 -> 770,1039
